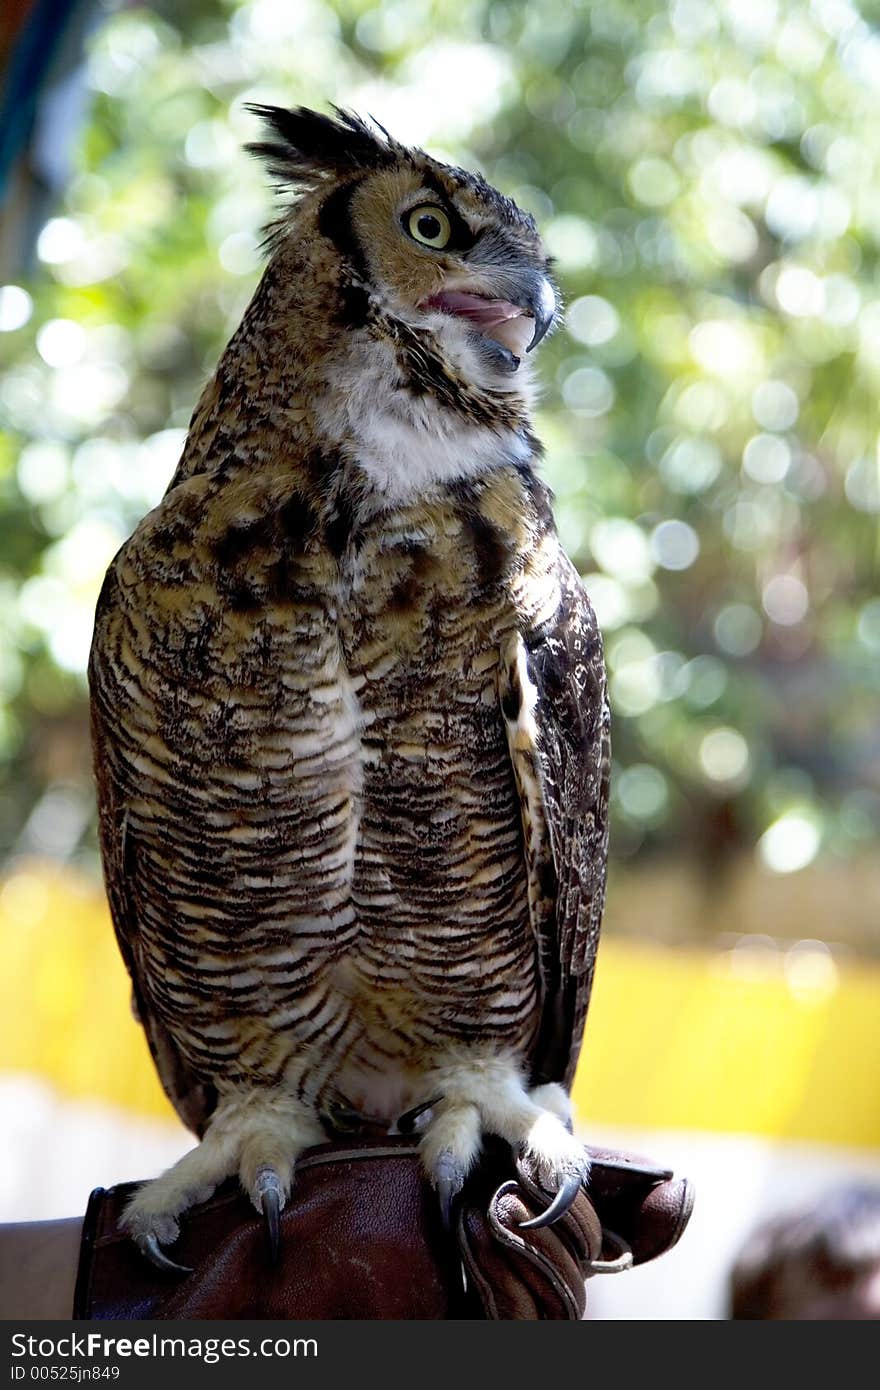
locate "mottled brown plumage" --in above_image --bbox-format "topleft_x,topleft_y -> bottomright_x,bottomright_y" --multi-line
89,106 -> 610,1261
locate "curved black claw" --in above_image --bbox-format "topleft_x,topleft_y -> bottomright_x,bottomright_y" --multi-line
435,1151 -> 465,1233
256,1170 -> 283,1264
518,1172 -> 584,1231
438,1176 -> 457,1232
135,1233 -> 192,1276
396,1094 -> 443,1136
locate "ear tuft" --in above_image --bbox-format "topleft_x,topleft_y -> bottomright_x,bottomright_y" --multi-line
244,104 -> 393,185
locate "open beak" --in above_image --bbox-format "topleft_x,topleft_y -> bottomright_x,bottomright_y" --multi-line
422,274 -> 557,365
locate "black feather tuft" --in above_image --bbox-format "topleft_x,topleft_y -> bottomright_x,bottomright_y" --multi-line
244,103 -> 394,184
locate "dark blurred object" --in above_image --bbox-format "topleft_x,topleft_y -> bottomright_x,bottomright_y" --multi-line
0,0 -> 98,277
729,1185 -> 880,1320
73,1137 -> 693,1320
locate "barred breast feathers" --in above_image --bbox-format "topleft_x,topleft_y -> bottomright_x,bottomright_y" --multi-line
89,107 -> 605,1261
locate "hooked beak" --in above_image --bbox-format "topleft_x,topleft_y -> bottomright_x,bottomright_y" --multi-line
524,275 -> 557,352
421,272 -> 557,373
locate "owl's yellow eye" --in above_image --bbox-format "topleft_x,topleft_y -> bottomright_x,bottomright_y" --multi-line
406,205 -> 452,249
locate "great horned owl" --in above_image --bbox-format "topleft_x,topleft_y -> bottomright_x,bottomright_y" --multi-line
88,106 -> 610,1271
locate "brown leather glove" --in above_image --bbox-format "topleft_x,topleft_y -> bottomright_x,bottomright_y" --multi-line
458,1141 -> 694,1318
73,1136 -> 693,1320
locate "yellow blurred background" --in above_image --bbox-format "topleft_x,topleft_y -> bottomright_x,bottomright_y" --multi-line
3,856 -> 879,1149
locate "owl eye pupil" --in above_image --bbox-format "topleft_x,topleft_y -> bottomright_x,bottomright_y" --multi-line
417,214 -> 442,240
405,204 -> 452,248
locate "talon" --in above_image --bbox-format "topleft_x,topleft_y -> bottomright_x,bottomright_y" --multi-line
262,1187 -> 281,1264
135,1233 -> 192,1276
256,1169 -> 283,1264
518,1172 -> 584,1231
435,1150 -> 465,1232
397,1094 -> 443,1135
438,1175 -> 457,1232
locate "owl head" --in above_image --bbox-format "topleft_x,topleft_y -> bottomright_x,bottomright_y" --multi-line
246,104 -> 558,391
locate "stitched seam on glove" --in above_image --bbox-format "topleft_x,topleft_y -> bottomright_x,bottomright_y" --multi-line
487,1184 -> 583,1319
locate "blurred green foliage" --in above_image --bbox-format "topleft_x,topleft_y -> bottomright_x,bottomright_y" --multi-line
1,0 -> 878,887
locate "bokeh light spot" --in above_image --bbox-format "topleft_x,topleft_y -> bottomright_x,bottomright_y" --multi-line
784,940 -> 838,1001
762,574 -> 809,626
616,763 -> 669,822
17,444 -> 70,505
590,518 -> 653,582
659,437 -> 723,494
758,812 -> 821,874
699,727 -> 750,787
844,456 -> 880,514
36,218 -> 86,265
775,265 -> 825,317
36,320 -> 87,369
0,285 -> 33,332
561,366 -> 615,416
752,380 -> 800,431
714,604 -> 763,656
567,295 -> 620,346
650,519 -> 699,571
742,433 -> 791,484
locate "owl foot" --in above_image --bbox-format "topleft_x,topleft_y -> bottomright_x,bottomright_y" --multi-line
121,1092 -> 324,1273
419,1067 -> 588,1231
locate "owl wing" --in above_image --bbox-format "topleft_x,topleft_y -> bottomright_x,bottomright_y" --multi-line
89,574 -> 218,1138
502,553 -> 610,1092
